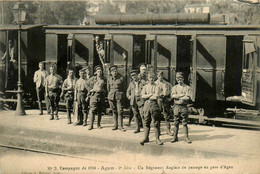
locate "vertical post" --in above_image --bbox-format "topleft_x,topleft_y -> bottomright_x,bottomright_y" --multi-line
15,24 -> 26,115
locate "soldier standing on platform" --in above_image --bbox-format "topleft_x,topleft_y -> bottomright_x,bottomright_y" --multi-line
136,64 -> 148,126
83,66 -> 91,126
140,72 -> 163,145
61,69 -> 76,124
33,62 -> 48,115
171,72 -> 192,144
107,65 -> 126,132
74,69 -> 88,126
155,71 -> 173,136
87,65 -> 105,130
126,70 -> 142,133
45,65 -> 63,120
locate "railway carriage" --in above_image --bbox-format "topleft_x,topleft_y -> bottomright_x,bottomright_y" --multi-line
0,14 -> 259,121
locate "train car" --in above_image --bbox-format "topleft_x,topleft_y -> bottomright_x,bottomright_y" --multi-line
44,13 -> 260,120
0,24 -> 45,107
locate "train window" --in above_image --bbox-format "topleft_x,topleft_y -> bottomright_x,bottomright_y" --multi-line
145,35 -> 155,65
243,42 -> 255,70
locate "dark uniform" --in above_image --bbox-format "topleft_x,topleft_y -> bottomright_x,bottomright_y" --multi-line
140,73 -> 163,145
171,72 -> 192,143
137,65 -> 148,127
155,72 -> 173,136
33,63 -> 48,115
107,65 -> 126,131
126,70 -> 143,133
61,75 -> 76,124
74,71 -> 88,126
87,65 -> 105,130
45,71 -> 63,120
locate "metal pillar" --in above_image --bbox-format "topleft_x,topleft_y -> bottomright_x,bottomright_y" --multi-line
15,24 -> 26,115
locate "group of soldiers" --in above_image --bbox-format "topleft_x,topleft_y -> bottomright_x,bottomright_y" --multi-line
33,62 -> 192,146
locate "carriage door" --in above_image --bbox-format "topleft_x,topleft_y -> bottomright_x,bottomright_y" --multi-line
241,36 -> 258,106
111,34 -> 133,82
155,35 -> 177,84
196,35 -> 226,101
190,35 -> 197,101
0,30 -> 6,92
74,34 -> 94,76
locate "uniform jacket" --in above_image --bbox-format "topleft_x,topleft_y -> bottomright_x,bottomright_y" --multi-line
127,80 -> 143,106
45,73 -> 63,90
107,73 -> 125,101
33,69 -> 48,88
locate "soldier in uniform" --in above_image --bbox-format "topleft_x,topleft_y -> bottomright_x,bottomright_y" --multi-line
87,65 -> 105,130
61,69 -> 76,124
45,65 -> 63,120
137,64 -> 148,127
126,70 -> 143,133
83,66 -> 91,126
140,72 -> 163,145
155,71 -> 173,136
74,69 -> 88,126
33,62 -> 48,115
107,65 -> 126,132
171,72 -> 192,144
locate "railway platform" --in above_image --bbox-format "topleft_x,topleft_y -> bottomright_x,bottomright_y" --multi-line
0,110 -> 260,157
0,109 -> 260,173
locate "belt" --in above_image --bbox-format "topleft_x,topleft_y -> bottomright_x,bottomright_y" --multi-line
48,88 -> 59,92
175,103 -> 187,106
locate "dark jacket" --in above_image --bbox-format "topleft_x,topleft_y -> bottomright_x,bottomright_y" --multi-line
107,73 -> 125,101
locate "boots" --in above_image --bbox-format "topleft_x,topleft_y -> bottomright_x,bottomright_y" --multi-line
38,102 -> 43,115
83,112 -> 88,126
112,113 -> 118,130
134,116 -> 140,133
67,110 -> 72,124
55,114 -> 59,120
97,113 -> 102,129
75,112 -> 83,125
154,127 -> 163,145
88,112 -> 94,130
171,124 -> 179,143
140,127 -> 150,145
166,121 -> 173,136
49,114 -> 54,120
119,113 -> 126,132
183,125 -> 192,144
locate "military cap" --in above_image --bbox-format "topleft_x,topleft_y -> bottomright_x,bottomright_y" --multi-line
39,61 -> 44,65
139,63 -> 147,70
109,65 -> 118,72
176,72 -> 184,78
130,69 -> 138,75
79,69 -> 85,73
94,65 -> 102,72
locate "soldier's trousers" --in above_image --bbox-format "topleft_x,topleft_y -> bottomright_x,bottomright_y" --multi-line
77,92 -> 88,122
65,92 -> 74,111
143,100 -> 161,139
131,102 -> 142,131
109,99 -> 123,128
36,85 -> 50,113
158,99 -> 171,121
48,90 -> 60,116
89,93 -> 103,127
173,104 -> 189,138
